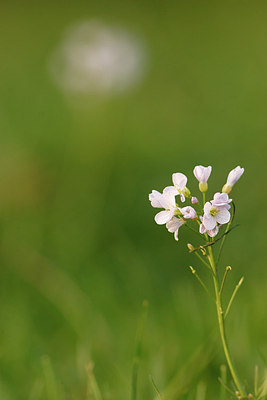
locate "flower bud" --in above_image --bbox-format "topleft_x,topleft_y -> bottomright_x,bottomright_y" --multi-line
187,243 -> 194,252
199,182 -> 208,192
222,166 -> 244,193
183,187 -> 191,198
191,196 -> 198,204
222,183 -> 232,194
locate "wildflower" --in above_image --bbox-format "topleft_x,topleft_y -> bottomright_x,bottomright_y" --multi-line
199,216 -> 219,237
179,206 -> 197,220
149,187 -> 179,225
172,172 -> 190,202
166,217 -> 185,241
193,165 -> 212,192
202,201 -> 230,231
222,166 -> 244,194
211,192 -> 232,209
191,196 -> 198,204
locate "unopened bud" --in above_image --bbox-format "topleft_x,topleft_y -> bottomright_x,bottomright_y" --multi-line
222,183 -> 232,194
183,187 -> 191,198
191,196 -> 198,204
248,394 -> 253,399
199,182 -> 208,193
187,243 -> 194,252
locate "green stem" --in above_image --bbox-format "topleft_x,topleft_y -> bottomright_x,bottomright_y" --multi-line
202,192 -> 206,208
207,246 -> 247,399
194,251 -> 213,271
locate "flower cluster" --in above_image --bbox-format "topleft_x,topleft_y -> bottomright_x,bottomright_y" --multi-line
149,165 -> 244,241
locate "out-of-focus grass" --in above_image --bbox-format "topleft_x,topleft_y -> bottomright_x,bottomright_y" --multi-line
0,1 -> 267,399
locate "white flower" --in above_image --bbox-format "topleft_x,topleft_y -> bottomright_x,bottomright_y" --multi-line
211,192 -> 232,209
191,196 -> 198,204
199,216 -> 219,237
222,166 -> 244,194
202,202 -> 230,231
171,172 -> 189,202
193,165 -> 212,192
149,187 -> 178,225
179,206 -> 197,220
166,217 -> 185,241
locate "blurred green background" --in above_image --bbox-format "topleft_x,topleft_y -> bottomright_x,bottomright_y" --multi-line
0,1 -> 267,399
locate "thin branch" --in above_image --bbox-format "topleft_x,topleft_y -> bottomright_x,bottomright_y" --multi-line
189,266 -> 215,302
191,224 -> 240,253
219,266 -> 232,295
194,251 -> 213,271
225,277 -> 244,318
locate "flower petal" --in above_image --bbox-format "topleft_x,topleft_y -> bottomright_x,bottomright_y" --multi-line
203,214 -> 216,230
162,186 -> 177,208
199,223 -> 206,234
226,166 -> 244,186
149,190 -> 164,208
207,225 -> 219,237
155,210 -> 173,225
180,206 -> 196,219
216,209 -> 230,225
166,217 -> 183,232
193,165 -> 212,183
211,192 -> 232,207
204,201 -> 212,214
180,193 -> 186,202
172,172 -> 187,190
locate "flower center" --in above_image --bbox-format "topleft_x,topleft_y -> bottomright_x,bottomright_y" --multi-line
210,207 -> 218,217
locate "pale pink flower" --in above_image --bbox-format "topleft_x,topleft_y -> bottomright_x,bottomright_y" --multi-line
193,165 -> 212,192
222,166 -> 244,194
202,202 -> 230,231
199,216 -> 219,237
191,196 -> 198,204
179,206 -> 197,220
149,187 -> 178,225
211,192 -> 232,209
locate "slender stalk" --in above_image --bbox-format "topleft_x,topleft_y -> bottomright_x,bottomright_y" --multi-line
189,266 -> 215,302
220,266 -> 232,295
193,251 -> 213,271
225,277 -> 244,318
203,192 -> 206,204
207,246 -> 247,399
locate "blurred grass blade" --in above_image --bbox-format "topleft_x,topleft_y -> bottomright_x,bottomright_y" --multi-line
86,362 -> 103,400
254,365 -> 258,397
220,365 -> 227,400
157,339 -> 215,400
258,368 -> 267,399
150,375 -> 163,400
195,381 -> 206,400
131,300 -> 149,400
29,379 -> 44,400
41,355 -> 61,400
